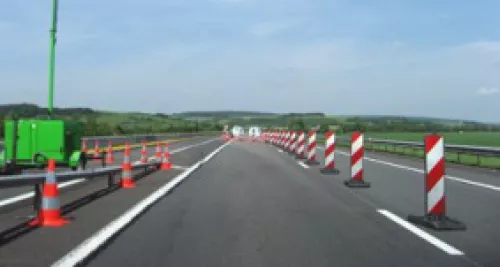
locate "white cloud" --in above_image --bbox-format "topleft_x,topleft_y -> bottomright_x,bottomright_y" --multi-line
476,87 -> 499,95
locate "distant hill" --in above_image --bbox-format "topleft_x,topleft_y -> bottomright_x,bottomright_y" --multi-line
0,104 -> 222,136
173,111 -> 278,118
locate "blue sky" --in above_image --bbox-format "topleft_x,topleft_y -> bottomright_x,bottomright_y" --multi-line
1,0 -> 499,122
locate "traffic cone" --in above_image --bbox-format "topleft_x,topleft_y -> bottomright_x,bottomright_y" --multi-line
29,159 -> 69,227
155,142 -> 162,160
120,144 -> 136,189
160,142 -> 172,170
82,139 -> 87,153
93,140 -> 101,162
140,140 -> 148,163
105,140 -> 114,164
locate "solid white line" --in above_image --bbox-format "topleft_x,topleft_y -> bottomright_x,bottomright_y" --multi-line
277,149 -> 284,153
377,209 -> 464,256
0,139 -> 219,209
318,146 -> 500,192
297,161 -> 310,169
52,141 -> 230,267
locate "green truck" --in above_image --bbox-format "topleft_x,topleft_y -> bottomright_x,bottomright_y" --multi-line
0,119 -> 85,174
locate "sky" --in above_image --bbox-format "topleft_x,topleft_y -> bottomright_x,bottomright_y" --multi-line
0,0 -> 499,122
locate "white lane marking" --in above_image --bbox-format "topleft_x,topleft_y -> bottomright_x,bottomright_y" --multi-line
318,146 -> 500,192
52,141 -> 230,267
377,209 -> 464,256
297,161 -> 310,169
172,165 -> 188,170
0,179 -> 86,208
277,149 -> 284,153
0,139 -> 219,209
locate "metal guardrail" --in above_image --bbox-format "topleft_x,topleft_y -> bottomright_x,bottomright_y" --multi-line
0,161 -> 158,188
335,137 -> 500,167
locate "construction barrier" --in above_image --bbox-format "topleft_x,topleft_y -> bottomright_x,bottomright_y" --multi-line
160,142 -> 172,170
284,131 -> 291,151
321,130 -> 339,173
120,143 -> 136,189
29,159 -> 69,227
288,131 -> 297,154
140,140 -> 148,164
82,139 -> 88,153
295,131 -> 306,159
344,132 -> 370,188
105,140 -> 115,164
305,130 -> 319,165
155,142 -> 162,160
93,140 -> 101,162
408,134 -> 466,230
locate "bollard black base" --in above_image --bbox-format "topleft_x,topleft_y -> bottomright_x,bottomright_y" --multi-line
320,168 -> 340,175
407,215 -> 466,231
305,159 -> 320,166
344,179 -> 371,188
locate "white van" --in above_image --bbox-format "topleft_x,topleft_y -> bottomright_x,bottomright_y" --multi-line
248,126 -> 261,137
231,125 -> 245,137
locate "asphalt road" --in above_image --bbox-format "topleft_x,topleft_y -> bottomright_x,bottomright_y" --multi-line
0,137 -> 499,266
82,139 -> 498,267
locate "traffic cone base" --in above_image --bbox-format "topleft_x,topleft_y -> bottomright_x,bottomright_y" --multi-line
121,178 -> 136,189
161,161 -> 172,170
29,210 -> 69,227
343,179 -> 370,188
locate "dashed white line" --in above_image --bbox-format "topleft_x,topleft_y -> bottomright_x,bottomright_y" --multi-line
277,149 -> 284,153
297,161 -> 310,169
52,141 -> 231,267
377,209 -> 464,256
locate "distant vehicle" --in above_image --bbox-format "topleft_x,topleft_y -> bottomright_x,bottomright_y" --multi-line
248,126 -> 261,137
231,125 -> 245,137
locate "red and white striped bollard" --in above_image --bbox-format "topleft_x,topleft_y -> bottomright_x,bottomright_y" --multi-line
344,132 -> 370,187
305,130 -> 319,165
407,134 -> 466,230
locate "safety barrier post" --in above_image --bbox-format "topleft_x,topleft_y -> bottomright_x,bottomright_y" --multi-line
305,130 -> 319,165
140,140 -> 148,164
296,131 -> 306,159
344,132 -> 370,188
408,134 -> 466,230
105,140 -> 114,164
321,130 -> 339,173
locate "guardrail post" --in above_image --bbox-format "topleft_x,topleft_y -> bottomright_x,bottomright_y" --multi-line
408,134 -> 466,230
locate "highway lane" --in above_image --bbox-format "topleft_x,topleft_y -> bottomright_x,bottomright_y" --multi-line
84,140 -> 492,267
0,138 -> 224,267
0,137 -> 217,211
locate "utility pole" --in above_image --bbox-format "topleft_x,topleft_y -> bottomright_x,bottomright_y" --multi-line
48,0 -> 59,116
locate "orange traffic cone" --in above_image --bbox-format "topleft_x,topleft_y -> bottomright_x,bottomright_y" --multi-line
93,140 -> 101,162
155,142 -> 162,160
120,144 -> 136,189
105,140 -> 114,164
160,142 -> 172,170
140,140 -> 148,163
82,139 -> 88,153
29,159 -> 69,227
